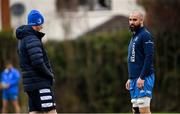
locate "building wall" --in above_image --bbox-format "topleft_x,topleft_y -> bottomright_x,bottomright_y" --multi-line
112,0 -> 145,15
10,0 -> 59,40
0,0 -> 144,40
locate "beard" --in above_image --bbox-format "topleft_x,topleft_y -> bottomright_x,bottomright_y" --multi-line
129,24 -> 141,32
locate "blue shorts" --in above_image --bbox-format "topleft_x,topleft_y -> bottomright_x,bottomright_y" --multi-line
129,74 -> 155,99
2,91 -> 18,100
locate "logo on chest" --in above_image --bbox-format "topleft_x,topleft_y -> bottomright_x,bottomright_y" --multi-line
130,42 -> 136,62
134,36 -> 139,42
130,36 -> 139,62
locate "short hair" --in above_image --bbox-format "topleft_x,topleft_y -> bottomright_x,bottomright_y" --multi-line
130,10 -> 144,20
5,60 -> 12,65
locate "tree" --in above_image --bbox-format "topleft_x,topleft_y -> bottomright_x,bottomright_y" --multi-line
138,0 -> 180,112
0,0 -> 11,30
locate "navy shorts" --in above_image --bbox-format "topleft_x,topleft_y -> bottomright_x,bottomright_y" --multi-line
26,87 -> 56,112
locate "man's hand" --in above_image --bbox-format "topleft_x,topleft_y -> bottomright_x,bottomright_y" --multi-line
1,83 -> 9,89
125,79 -> 130,90
137,77 -> 144,89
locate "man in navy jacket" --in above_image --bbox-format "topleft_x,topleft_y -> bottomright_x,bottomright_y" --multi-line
16,10 -> 57,114
125,11 -> 155,114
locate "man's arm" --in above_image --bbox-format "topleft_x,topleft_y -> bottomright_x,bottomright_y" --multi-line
125,79 -> 130,90
140,33 -> 154,79
0,71 -> 10,89
25,36 -> 54,80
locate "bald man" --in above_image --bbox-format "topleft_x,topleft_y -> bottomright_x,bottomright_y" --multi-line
125,11 -> 155,114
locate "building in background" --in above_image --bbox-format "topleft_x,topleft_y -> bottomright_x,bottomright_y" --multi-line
0,0 -> 144,40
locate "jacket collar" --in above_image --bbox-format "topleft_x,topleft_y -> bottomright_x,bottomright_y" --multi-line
30,26 -> 45,40
134,26 -> 145,36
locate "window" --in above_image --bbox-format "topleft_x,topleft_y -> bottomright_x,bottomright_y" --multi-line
79,0 -> 111,11
56,0 -> 111,12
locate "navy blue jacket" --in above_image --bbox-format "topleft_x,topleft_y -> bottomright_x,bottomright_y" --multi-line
128,27 -> 154,79
16,25 -> 54,91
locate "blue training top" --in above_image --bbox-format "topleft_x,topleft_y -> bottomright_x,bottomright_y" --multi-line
1,67 -> 20,94
128,27 -> 154,79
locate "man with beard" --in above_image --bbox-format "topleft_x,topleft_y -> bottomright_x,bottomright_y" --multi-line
125,11 -> 155,114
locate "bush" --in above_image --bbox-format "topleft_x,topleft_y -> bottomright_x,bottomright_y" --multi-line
0,31 -> 27,113
45,29 -> 132,112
